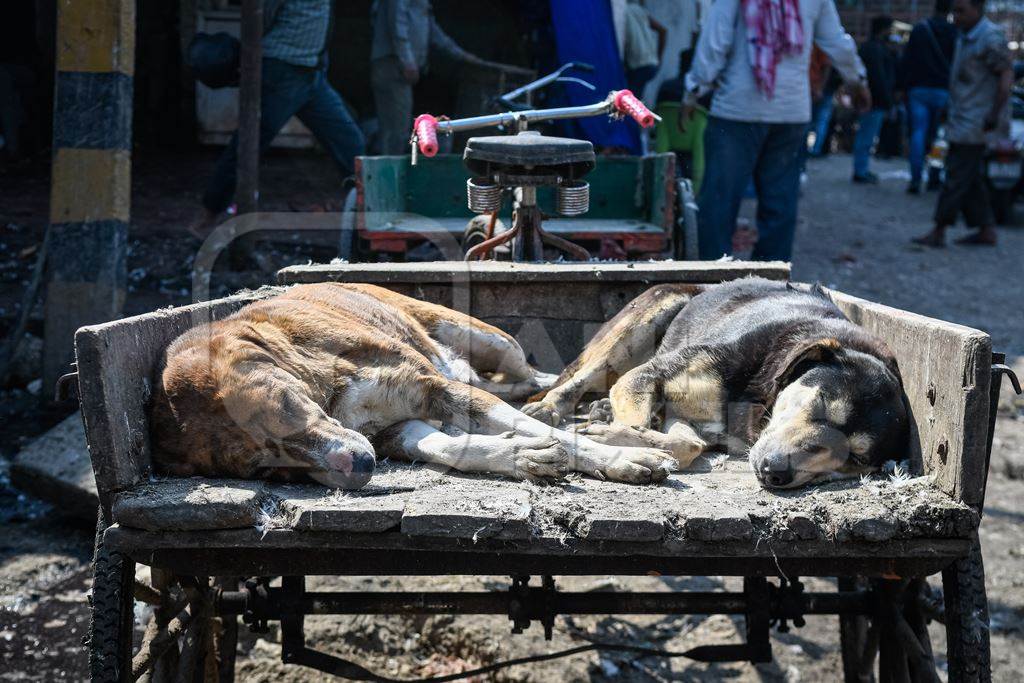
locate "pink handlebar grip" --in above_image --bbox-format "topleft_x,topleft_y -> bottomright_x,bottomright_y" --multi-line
613,90 -> 656,128
413,114 -> 439,157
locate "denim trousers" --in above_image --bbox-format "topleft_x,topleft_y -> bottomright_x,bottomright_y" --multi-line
852,109 -> 886,178
203,58 -> 366,213
697,116 -> 807,261
808,94 -> 835,156
907,87 -> 949,184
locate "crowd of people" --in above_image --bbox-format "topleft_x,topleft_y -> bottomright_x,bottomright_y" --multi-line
191,0 -> 1016,258
652,0 -> 1014,258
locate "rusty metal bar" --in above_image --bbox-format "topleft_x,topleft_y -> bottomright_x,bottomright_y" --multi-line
216,588 -> 870,618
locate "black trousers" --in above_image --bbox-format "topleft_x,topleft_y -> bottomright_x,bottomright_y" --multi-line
934,142 -> 993,228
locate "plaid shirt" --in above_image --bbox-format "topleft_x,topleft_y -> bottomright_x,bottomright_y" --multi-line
262,0 -> 331,68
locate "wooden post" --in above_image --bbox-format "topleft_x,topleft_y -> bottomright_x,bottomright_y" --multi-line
237,0 -> 262,215
230,0 -> 262,266
43,0 -> 135,395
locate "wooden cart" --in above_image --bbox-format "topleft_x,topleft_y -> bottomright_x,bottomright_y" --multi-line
75,261 -> 1016,681
351,153 -> 679,259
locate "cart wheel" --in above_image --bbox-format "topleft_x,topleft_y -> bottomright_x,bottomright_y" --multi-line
838,577 -> 877,683
89,515 -> 135,682
89,517 -> 237,681
942,535 -> 991,682
463,215 -> 510,260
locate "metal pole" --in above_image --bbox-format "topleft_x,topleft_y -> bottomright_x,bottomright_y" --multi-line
237,0 -> 262,215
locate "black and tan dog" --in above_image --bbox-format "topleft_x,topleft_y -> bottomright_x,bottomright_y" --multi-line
523,278 -> 910,489
150,283 -> 677,489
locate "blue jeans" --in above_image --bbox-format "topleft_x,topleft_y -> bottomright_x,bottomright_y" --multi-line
907,87 -> 949,184
697,117 -> 807,261
808,94 -> 835,156
852,109 -> 886,178
203,58 -> 366,213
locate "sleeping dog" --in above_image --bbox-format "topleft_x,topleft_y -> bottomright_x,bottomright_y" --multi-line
523,278 -> 910,489
150,283 -> 677,489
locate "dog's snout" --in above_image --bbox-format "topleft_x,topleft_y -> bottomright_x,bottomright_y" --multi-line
763,468 -> 794,488
759,457 -> 794,488
309,436 -> 376,490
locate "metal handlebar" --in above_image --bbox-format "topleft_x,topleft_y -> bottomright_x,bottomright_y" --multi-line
409,90 -> 661,160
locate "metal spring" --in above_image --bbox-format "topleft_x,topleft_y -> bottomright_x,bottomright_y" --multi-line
556,180 -> 589,216
467,177 -> 502,214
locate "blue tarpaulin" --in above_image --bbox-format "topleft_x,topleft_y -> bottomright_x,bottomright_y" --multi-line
549,0 -> 641,154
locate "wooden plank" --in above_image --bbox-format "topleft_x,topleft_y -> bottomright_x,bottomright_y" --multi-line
75,289 -> 275,503
401,488 -> 533,540
827,290 -> 992,507
111,478 -> 268,531
277,261 -> 791,285
273,485 -> 406,533
104,525 -> 973,565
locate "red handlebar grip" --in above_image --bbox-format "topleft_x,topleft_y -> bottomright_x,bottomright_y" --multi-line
613,90 -> 656,128
413,114 -> 439,157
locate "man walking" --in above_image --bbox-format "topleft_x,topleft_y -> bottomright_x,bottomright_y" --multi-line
370,0 -> 516,155
195,0 -> 366,235
900,0 -> 957,194
912,0 -> 1012,247
683,0 -> 869,261
852,15 -> 896,184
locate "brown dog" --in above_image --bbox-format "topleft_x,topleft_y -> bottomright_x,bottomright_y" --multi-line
150,283 -> 676,489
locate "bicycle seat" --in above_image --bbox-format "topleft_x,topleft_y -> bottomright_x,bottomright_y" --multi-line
463,131 -> 595,180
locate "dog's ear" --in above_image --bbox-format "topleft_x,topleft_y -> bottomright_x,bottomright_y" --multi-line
768,337 -> 843,402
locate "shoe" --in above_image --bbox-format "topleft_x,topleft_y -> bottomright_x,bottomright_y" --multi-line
906,182 -> 921,195
852,172 -> 879,184
911,231 -> 945,247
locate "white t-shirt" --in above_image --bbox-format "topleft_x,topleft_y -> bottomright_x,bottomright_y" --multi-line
623,3 -> 659,70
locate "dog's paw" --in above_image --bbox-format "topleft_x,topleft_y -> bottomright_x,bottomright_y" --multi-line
512,437 -> 569,482
600,447 -> 676,485
574,421 -> 645,448
532,371 -> 560,391
521,401 -> 562,426
587,397 -> 613,424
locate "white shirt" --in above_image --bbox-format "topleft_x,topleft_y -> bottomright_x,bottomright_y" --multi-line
685,0 -> 865,123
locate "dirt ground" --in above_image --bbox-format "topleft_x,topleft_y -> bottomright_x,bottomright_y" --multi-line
0,151 -> 1022,681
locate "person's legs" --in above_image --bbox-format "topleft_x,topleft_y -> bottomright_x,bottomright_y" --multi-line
751,122 -> 806,261
371,57 -> 413,155
202,59 -> 311,215
957,147 -> 997,245
907,88 -> 930,187
914,143 -> 982,246
697,117 -> 764,259
809,94 -> 835,156
852,109 -> 885,179
297,70 -> 366,178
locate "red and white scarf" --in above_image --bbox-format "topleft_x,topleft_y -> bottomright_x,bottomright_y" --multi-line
742,0 -> 804,98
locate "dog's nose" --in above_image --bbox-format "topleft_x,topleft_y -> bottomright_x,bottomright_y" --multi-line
761,462 -> 794,488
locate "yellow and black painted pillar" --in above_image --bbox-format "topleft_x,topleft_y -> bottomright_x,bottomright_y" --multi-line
43,0 -> 135,392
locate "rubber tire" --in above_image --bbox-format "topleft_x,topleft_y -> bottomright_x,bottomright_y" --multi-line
942,536 -> 991,683
89,514 -> 136,682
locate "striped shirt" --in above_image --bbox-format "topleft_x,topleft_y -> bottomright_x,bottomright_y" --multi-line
263,0 -> 331,68
685,0 -> 864,123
